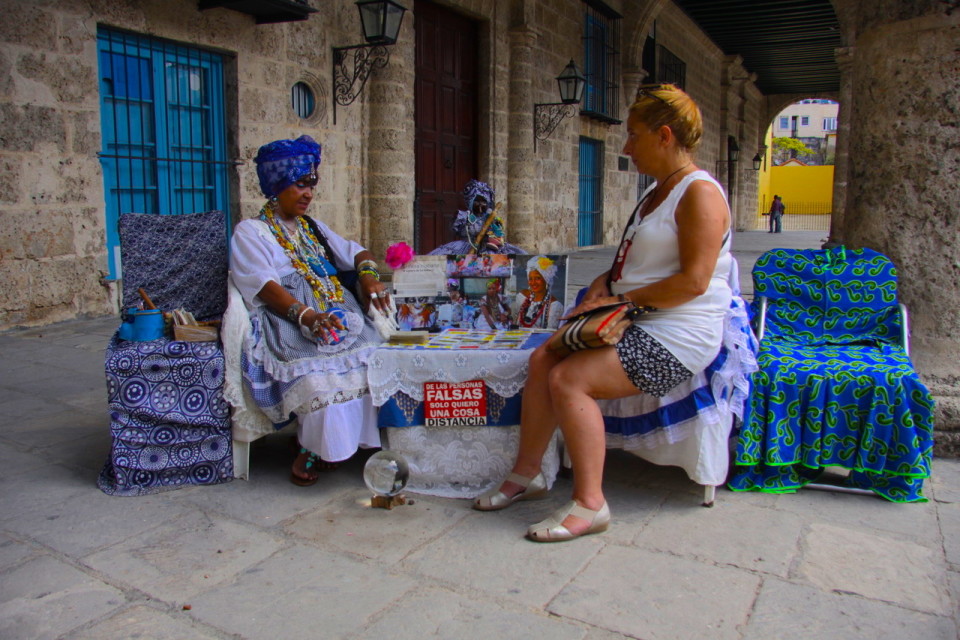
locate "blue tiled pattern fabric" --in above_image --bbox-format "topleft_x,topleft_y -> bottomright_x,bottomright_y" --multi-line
119,210 -> 228,321
729,247 -> 934,502
98,335 -> 232,496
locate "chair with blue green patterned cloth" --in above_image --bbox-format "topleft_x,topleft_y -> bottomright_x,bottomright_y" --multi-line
728,246 -> 935,502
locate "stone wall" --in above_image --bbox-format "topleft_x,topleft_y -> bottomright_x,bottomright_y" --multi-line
0,0 -> 369,329
839,5 -> 960,453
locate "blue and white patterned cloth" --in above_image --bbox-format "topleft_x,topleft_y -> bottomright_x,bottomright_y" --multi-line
118,210 -> 228,321
98,335 -> 233,496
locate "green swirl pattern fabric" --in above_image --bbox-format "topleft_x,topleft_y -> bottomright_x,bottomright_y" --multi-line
728,247 -> 934,502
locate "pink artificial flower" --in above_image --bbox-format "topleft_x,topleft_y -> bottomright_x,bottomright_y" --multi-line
385,242 -> 415,269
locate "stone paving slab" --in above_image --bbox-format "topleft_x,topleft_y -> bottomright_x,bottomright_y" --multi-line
634,496 -> 804,578
2,489 -> 194,558
0,390 -> 73,422
188,544 -> 418,639
83,511 -> 286,603
547,545 -> 761,640
938,500 -> 960,568
742,577 -> 957,640
36,430 -> 112,473
0,555 -> 126,640
0,533 -> 37,572
0,441 -> 46,480
284,488 -> 473,565
2,407 -> 106,451
0,462 -> 97,525
766,486 -> 944,548
355,586 -> 591,640
401,501 -> 604,609
932,458 -> 960,504
797,523 -> 950,615
68,605 -> 225,640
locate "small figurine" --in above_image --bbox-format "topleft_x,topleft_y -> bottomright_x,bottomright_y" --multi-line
429,180 -> 526,255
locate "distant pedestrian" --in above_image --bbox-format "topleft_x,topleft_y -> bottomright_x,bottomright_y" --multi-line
769,195 -> 785,233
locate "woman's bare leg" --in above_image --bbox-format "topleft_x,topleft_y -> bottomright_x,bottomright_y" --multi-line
547,346 -> 643,535
497,344 -> 564,498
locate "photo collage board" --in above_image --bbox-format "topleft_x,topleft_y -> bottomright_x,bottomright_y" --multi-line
391,254 -> 569,333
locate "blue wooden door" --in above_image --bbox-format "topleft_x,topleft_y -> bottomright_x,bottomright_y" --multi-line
578,137 -> 603,246
97,29 -> 230,279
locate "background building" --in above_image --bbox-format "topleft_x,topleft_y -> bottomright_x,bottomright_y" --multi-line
771,98 -> 839,165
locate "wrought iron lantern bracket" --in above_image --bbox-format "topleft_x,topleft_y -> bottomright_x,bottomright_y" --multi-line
332,43 -> 391,124
533,103 -> 579,151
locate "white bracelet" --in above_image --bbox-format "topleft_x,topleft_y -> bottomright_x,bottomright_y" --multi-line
297,306 -> 311,327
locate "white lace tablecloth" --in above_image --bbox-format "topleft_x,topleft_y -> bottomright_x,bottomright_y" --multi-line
366,332 -> 548,406
382,425 -> 560,499
367,331 -> 559,499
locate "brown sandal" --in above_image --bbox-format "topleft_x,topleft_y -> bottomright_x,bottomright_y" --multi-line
290,448 -> 320,487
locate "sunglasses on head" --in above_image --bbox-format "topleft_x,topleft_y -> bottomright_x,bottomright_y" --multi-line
635,83 -> 671,103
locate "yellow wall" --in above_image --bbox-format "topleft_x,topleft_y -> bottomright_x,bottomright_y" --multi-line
757,164 -> 835,215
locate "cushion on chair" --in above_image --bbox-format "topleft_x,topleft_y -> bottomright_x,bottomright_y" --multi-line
752,247 -> 903,346
729,247 -> 935,502
119,210 -> 228,320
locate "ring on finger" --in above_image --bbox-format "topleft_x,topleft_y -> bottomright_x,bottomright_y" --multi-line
370,292 -> 379,299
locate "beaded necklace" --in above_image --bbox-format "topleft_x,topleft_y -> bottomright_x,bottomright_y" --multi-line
516,294 -> 551,328
260,199 -> 343,311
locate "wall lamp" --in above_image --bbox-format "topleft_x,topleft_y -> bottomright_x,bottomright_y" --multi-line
533,60 -> 586,151
332,0 -> 407,124
753,144 -> 767,171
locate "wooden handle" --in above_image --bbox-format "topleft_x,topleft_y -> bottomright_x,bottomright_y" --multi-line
467,201 -> 503,255
137,288 -> 157,310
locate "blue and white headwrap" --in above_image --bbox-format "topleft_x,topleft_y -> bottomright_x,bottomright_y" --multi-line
462,179 -> 495,211
254,135 -> 322,198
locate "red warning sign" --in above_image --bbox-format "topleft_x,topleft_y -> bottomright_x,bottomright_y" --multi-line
423,380 -> 487,426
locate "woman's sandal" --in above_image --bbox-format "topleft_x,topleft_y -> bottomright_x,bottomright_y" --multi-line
473,472 -> 548,511
526,500 -> 610,542
290,448 -> 321,487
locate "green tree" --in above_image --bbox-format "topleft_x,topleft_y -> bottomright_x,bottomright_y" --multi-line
772,136 -> 815,164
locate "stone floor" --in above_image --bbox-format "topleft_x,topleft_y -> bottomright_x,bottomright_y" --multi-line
1,230 -> 956,639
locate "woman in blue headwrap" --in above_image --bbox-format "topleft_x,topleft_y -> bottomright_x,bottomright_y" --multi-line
428,180 -> 526,255
230,135 -> 390,486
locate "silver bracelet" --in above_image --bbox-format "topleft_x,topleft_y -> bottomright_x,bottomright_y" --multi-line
297,306 -> 311,327
286,302 -> 303,322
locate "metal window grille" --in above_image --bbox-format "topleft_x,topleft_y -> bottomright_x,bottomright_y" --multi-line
582,1 -> 621,123
97,27 -> 232,279
578,137 -> 604,246
291,81 -> 315,118
657,45 -> 685,89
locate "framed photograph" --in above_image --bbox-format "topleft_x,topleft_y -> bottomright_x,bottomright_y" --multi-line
392,254 -> 568,332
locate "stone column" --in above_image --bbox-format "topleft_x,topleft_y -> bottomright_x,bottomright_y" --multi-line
506,26 -> 539,248
843,11 -> 960,454
365,33 -> 416,260
622,69 -> 646,112
827,46 -> 855,245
